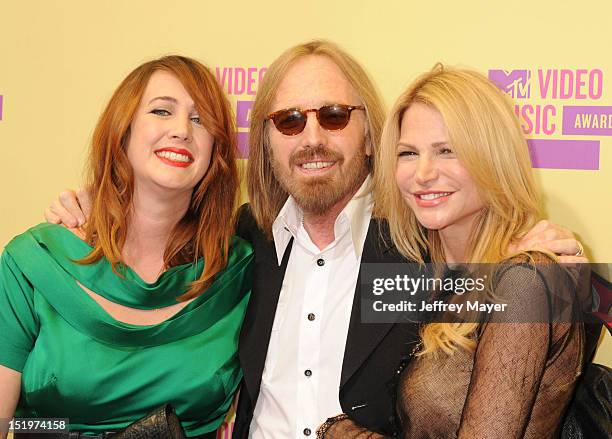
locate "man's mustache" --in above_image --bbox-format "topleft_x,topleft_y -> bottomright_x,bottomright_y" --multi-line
289,145 -> 343,166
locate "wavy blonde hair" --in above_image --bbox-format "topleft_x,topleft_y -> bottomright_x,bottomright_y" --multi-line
247,40 -> 386,236
375,65 -> 542,355
80,55 -> 239,301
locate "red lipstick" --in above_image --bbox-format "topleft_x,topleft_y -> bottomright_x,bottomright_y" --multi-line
154,147 -> 194,168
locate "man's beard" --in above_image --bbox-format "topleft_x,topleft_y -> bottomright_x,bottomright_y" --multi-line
271,144 -> 370,215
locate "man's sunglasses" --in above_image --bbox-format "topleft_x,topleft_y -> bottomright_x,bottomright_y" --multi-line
266,104 -> 365,136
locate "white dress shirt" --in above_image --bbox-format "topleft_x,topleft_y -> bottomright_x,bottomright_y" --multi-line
249,177 -> 373,439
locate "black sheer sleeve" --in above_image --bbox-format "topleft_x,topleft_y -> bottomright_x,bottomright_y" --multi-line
455,256 -> 583,438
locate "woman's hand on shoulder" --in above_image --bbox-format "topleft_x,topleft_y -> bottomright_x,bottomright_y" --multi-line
509,219 -> 588,264
507,220 -> 590,291
44,187 -> 92,228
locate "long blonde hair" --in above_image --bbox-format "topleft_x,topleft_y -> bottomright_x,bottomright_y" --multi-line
375,65 -> 542,355
247,40 -> 386,237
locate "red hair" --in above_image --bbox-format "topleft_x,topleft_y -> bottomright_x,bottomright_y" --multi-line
80,55 -> 239,300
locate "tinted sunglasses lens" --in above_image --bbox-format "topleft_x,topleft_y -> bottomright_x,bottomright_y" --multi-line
273,110 -> 306,135
318,105 -> 351,130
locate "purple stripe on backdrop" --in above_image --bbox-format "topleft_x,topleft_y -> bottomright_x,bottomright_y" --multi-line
0,95 -> 3,120
562,106 -> 612,136
236,100 -> 254,129
527,139 -> 599,170
237,132 -> 249,158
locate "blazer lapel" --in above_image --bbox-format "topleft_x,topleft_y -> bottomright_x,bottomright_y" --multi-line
239,237 -> 294,401
341,218 -> 401,387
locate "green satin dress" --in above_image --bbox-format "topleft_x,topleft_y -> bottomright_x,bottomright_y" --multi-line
0,223 -> 252,437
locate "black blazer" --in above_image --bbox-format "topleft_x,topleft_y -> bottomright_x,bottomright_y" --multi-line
233,204 -> 419,438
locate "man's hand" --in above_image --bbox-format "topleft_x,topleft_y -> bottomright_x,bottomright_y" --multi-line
509,220 -> 588,264
44,188 -> 92,228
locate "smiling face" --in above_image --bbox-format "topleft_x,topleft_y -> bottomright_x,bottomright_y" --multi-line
267,55 -> 370,214
126,70 -> 214,197
395,103 -> 484,236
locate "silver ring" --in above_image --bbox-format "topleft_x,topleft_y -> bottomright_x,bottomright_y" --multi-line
574,241 -> 584,257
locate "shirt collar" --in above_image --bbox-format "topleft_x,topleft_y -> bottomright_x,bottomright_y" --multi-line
271,176 -> 373,265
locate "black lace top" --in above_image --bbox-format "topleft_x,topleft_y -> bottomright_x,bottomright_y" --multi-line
323,255 -> 585,439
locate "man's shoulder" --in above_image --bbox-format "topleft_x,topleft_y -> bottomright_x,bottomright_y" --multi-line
368,216 -> 391,240
364,216 -> 393,249
362,217 -> 403,262
236,203 -> 255,226
236,203 -> 268,245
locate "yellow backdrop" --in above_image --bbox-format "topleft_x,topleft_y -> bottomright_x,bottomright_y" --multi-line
1,2 -> 610,431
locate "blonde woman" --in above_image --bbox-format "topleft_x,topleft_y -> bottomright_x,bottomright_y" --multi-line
318,66 -> 585,438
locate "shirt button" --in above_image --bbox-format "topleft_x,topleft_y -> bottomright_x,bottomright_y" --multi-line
316,258 -> 325,266
303,428 -> 312,436
304,369 -> 312,377
307,313 -> 315,321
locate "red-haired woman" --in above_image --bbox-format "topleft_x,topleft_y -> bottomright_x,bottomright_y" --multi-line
0,56 -> 251,438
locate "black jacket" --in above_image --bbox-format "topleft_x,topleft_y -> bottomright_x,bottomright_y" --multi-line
232,204 -> 419,438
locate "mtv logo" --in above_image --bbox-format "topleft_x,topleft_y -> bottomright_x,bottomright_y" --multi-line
488,70 -> 531,99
